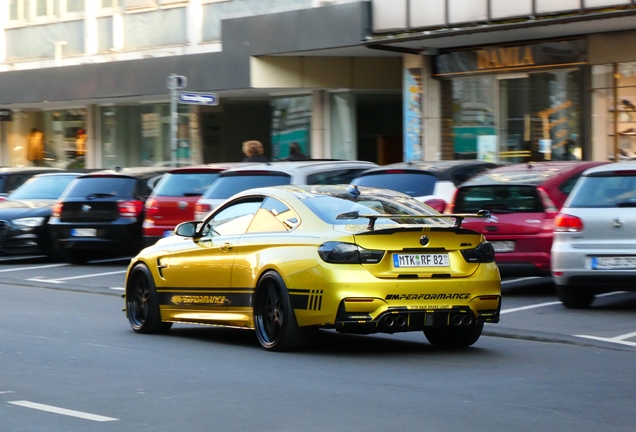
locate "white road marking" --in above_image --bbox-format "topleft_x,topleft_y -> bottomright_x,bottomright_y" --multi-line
8,400 -> 118,422
26,270 -> 126,284
0,391 -> 15,394
0,264 -> 68,273
500,291 -> 628,314
501,276 -> 543,285
109,287 -> 125,291
574,335 -> 636,347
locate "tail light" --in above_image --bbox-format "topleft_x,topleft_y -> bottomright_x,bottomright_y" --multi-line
318,242 -> 384,264
461,242 -> 495,263
118,200 -> 144,218
52,202 -> 63,218
447,189 -> 458,214
195,202 -> 212,216
537,187 -> 558,213
423,198 -> 446,213
145,198 -> 159,220
554,212 -> 583,232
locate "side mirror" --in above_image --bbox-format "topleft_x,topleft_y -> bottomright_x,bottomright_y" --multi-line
175,221 -> 198,237
424,198 -> 447,213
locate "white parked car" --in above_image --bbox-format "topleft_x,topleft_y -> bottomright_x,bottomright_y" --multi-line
194,160 -> 377,220
552,161 -> 636,308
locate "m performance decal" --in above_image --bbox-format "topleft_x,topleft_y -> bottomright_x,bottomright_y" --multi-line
385,293 -> 471,300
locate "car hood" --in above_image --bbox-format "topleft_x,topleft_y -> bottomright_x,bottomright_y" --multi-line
0,199 -> 55,219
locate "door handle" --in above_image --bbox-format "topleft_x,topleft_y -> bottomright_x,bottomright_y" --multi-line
220,242 -> 233,252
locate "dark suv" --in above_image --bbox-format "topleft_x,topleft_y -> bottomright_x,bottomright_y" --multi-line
48,167 -> 168,263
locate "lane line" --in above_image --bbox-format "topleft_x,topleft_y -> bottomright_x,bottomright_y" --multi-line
574,335 -> 636,347
500,291 -> 628,314
501,276 -> 544,285
109,287 -> 125,291
608,330 -> 636,341
8,401 -> 118,422
0,264 -> 68,273
26,270 -> 127,284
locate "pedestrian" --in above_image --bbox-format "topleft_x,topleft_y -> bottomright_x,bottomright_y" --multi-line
27,128 -> 45,166
286,142 -> 309,161
242,140 -> 269,162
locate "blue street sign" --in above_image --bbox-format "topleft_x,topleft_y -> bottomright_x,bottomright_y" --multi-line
178,92 -> 219,106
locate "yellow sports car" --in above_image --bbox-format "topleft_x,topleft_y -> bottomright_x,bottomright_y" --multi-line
124,184 -> 501,351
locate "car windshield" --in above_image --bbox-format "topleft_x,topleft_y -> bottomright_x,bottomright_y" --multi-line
153,172 -> 221,197
454,185 -> 544,213
8,175 -> 78,200
301,193 -> 452,226
567,173 -> 636,208
202,173 -> 292,200
61,176 -> 136,199
351,172 -> 438,197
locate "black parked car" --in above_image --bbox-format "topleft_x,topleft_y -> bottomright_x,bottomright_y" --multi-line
0,167 -> 64,199
0,172 -> 81,258
48,167 -> 168,263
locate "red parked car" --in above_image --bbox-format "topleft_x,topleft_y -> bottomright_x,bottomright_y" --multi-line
142,164 -> 239,247
449,161 -> 607,276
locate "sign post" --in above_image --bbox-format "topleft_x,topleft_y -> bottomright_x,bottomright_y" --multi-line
166,74 -> 187,167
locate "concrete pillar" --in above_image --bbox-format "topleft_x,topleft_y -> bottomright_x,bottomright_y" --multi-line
311,90 -> 329,159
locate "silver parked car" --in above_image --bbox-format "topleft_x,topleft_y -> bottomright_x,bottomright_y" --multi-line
552,161 -> 636,308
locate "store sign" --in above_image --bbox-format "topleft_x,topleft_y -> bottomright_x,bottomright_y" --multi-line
435,39 -> 586,76
0,109 -> 12,122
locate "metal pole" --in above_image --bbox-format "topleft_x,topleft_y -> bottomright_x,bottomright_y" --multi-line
614,63 -> 619,162
166,74 -> 187,167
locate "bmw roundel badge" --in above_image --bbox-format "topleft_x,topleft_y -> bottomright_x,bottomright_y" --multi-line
419,235 -> 429,246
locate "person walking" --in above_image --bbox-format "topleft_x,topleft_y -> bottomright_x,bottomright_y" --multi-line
242,140 -> 269,162
286,142 -> 309,161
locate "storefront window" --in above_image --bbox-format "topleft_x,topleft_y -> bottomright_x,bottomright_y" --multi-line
592,62 -> 636,162
101,103 -> 200,168
271,96 -> 312,160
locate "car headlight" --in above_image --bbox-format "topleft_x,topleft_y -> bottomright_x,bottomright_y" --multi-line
13,217 -> 45,227
318,242 -> 384,264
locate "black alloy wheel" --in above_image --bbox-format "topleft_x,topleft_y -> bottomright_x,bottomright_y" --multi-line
126,263 -> 172,334
253,271 -> 311,351
423,322 -> 484,349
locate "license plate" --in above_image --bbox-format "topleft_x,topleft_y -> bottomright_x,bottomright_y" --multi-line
591,256 -> 636,270
393,253 -> 449,268
71,228 -> 96,237
490,241 -> 515,253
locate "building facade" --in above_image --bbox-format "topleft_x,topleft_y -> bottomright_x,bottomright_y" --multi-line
0,0 -> 402,168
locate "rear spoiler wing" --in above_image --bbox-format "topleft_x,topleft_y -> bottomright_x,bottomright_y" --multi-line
335,209 -> 491,231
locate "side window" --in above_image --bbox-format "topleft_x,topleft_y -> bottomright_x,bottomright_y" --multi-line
201,198 -> 263,237
5,174 -> 31,194
559,174 -> 582,195
247,197 -> 299,233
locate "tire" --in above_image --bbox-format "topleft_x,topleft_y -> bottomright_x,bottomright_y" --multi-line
60,248 -> 90,265
253,271 -> 312,352
423,322 -> 484,349
556,284 -> 594,309
126,263 -> 172,334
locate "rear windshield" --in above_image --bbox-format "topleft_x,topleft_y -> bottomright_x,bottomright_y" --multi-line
306,168 -> 370,185
153,172 -> 220,197
61,176 -> 136,199
454,185 -> 544,213
567,173 -> 636,208
202,173 -> 291,200
9,175 -> 78,200
301,194 -> 451,226
351,172 -> 438,197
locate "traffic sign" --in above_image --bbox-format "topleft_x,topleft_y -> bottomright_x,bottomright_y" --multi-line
178,92 -> 219,106
0,109 -> 12,122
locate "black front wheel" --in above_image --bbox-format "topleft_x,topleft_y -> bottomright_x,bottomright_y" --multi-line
253,271 -> 312,351
126,263 -> 172,334
423,322 -> 484,349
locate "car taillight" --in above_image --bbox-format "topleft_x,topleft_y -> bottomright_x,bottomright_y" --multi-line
195,202 -> 211,216
118,200 -> 144,218
537,187 -> 558,212
460,242 -> 495,263
52,202 -> 63,218
447,189 -> 458,214
318,242 -> 384,264
554,212 -> 583,232
145,198 -> 159,219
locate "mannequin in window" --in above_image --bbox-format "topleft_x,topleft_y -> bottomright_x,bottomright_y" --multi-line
27,128 -> 45,166
76,129 -> 87,157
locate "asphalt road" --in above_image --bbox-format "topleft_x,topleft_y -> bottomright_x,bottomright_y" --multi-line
2,279 -> 636,431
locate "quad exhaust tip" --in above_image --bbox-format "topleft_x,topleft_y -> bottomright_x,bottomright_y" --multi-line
452,314 -> 474,326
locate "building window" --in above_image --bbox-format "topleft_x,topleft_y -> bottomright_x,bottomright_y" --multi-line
65,0 -> 84,13
30,0 -> 55,19
9,0 -> 25,21
101,0 -> 118,8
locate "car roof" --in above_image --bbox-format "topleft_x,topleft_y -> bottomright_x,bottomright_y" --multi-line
217,160 -> 378,179
580,160 -> 636,175
461,161 -> 606,187
166,162 -> 253,174
0,167 -> 63,174
30,172 -> 83,178
355,160 -> 500,181
80,166 -> 170,179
